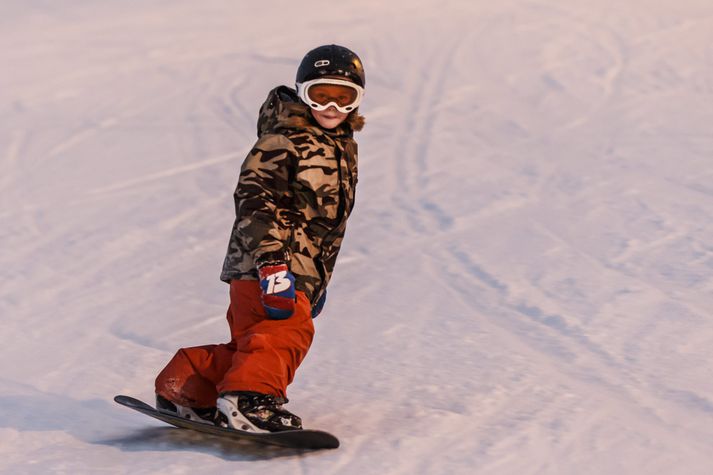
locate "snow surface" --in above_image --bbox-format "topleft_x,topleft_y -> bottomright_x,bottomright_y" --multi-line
2,0 -> 713,473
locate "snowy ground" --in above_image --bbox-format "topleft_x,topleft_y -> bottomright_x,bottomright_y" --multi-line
2,0 -> 713,473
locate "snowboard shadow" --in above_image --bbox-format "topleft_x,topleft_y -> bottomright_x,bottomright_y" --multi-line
97,426 -> 322,461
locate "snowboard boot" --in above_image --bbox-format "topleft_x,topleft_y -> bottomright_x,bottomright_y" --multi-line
155,394 -> 217,425
215,392 -> 303,432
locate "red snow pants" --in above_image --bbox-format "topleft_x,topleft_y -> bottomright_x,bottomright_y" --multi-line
155,280 -> 314,408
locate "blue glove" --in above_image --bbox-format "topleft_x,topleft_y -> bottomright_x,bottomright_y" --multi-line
311,290 -> 326,319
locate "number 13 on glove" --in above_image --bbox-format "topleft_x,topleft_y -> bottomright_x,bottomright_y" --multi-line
257,264 -> 296,320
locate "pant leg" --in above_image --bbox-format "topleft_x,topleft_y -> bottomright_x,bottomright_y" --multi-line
154,302 -> 240,408
154,343 -> 236,408
217,279 -> 315,399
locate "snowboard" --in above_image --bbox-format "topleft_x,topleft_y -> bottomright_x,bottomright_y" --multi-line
114,395 -> 339,450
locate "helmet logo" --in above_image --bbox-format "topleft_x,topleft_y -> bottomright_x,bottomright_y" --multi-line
314,59 -> 330,67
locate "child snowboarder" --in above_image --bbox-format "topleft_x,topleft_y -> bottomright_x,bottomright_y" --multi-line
154,44 -> 365,432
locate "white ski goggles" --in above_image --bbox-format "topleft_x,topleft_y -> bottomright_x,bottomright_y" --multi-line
296,78 -> 364,113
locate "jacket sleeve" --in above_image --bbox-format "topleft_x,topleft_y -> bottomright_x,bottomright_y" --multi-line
234,134 -> 296,262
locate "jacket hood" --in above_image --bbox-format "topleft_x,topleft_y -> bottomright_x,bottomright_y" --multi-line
256,86 -> 365,138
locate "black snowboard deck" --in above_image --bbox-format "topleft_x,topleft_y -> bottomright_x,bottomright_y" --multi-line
114,395 -> 339,450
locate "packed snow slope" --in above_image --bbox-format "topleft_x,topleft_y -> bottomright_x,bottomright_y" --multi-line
2,0 -> 713,473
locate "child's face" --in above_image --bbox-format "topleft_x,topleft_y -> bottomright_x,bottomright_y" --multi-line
310,106 -> 349,130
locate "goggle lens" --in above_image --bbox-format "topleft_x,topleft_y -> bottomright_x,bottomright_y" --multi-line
306,83 -> 360,108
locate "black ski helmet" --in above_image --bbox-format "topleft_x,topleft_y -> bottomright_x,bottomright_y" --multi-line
296,44 -> 365,88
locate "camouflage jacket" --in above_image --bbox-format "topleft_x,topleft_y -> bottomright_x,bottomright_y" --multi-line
220,86 -> 364,307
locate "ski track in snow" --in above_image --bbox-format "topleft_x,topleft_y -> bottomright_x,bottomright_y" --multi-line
2,0 -> 713,473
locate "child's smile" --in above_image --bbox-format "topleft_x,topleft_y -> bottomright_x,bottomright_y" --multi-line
311,106 -> 349,130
